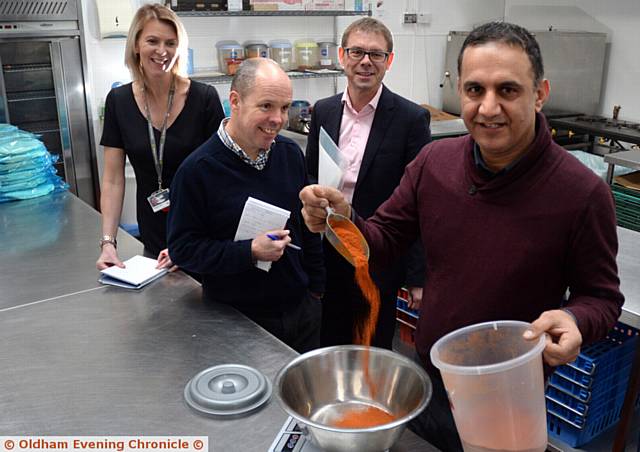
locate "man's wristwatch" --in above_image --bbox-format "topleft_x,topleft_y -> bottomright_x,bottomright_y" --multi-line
99,235 -> 117,249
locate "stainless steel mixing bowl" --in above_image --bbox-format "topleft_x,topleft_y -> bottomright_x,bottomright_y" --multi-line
275,345 -> 432,452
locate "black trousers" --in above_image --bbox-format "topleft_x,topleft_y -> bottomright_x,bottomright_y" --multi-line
237,292 -> 322,354
409,366 -> 463,452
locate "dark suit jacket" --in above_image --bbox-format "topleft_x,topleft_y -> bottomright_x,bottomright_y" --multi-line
306,85 -> 431,290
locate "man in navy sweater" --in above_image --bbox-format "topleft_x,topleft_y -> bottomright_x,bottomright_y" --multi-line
300,22 -> 624,451
168,58 -> 325,353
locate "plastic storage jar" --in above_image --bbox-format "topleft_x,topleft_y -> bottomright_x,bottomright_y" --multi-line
245,41 -> 269,59
294,40 -> 319,70
317,41 -> 338,69
269,40 -> 293,71
216,41 -> 244,73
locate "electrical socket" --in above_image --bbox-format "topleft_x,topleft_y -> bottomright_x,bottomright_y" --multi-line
403,13 -> 417,24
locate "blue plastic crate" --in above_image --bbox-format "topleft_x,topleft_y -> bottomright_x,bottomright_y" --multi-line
545,372 -> 632,418
548,361 -> 633,404
546,383 -> 630,426
564,323 -> 639,375
396,297 -> 419,319
546,322 -> 640,447
547,393 -> 640,447
546,385 -> 590,416
555,346 -> 637,388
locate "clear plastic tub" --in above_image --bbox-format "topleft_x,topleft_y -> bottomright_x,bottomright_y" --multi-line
215,41 -> 244,73
430,320 -> 547,452
317,41 -> 338,69
269,40 -> 293,71
244,41 -> 269,59
294,40 -> 319,70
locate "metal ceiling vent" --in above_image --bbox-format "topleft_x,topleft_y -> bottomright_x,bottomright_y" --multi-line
0,0 -> 78,21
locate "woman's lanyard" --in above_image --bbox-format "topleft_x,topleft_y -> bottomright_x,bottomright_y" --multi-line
143,77 -> 176,213
143,77 -> 176,191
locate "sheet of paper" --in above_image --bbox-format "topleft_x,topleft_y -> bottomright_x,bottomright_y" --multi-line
234,197 -> 291,272
319,126 -> 343,190
100,255 -> 167,287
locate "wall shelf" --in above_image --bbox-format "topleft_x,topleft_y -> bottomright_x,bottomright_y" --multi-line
175,10 -> 371,17
192,69 -> 344,85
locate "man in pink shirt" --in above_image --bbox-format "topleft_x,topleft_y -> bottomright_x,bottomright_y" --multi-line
305,17 -> 432,349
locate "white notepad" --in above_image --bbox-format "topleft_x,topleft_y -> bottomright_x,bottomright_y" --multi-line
234,197 -> 291,272
319,126 -> 343,190
99,255 -> 167,290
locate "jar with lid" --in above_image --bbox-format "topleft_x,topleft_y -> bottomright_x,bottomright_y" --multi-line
294,40 -> 319,70
317,42 -> 338,69
215,41 -> 244,73
269,40 -> 293,72
244,41 -> 269,59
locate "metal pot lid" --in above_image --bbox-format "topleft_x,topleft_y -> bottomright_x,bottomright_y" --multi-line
184,364 -> 272,417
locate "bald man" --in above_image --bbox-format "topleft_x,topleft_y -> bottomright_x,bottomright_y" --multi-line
168,58 -> 325,353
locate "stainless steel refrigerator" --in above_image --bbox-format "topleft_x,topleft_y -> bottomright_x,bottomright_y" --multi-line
0,0 -> 98,207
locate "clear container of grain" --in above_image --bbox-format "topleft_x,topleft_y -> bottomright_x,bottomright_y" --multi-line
294,40 -> 319,70
317,41 -> 338,69
215,41 -> 244,73
269,40 -> 293,71
244,41 -> 269,59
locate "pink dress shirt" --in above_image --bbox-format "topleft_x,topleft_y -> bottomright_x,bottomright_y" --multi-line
338,85 -> 383,203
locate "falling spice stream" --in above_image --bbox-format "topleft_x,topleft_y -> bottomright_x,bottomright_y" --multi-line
328,221 -> 395,428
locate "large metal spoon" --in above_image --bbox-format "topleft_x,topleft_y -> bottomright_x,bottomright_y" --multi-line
324,206 -> 370,266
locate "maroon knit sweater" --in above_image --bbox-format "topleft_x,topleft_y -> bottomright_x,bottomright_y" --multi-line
356,113 -> 624,372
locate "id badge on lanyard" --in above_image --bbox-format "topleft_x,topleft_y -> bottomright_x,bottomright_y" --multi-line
148,188 -> 170,213
144,79 -> 175,214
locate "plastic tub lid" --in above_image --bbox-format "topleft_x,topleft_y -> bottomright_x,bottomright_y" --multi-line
269,40 -> 292,49
218,44 -> 244,50
215,40 -> 240,48
317,41 -> 337,47
295,40 -> 318,48
184,364 -> 272,417
244,40 -> 268,47
430,320 -> 546,376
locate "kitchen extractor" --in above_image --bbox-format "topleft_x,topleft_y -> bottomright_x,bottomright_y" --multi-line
440,30 -> 607,117
0,0 -> 99,207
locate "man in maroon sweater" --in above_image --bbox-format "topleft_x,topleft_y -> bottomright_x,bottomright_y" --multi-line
300,22 -> 624,451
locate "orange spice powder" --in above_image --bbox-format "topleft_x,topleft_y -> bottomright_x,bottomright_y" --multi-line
330,222 -> 381,346
331,405 -> 396,429
330,221 -> 390,421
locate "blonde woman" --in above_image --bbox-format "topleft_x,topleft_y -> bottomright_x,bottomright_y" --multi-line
97,4 -> 224,271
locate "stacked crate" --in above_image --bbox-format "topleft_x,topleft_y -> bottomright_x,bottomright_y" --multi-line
395,288 -> 419,345
546,322 -> 640,447
612,184 -> 640,233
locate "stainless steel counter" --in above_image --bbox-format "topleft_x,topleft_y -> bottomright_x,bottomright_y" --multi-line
0,192 -> 142,310
0,275 -> 297,447
430,119 -> 468,139
0,192 -> 437,452
604,150 -> 640,183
